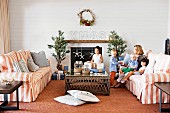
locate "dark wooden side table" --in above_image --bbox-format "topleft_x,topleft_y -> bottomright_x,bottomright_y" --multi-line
154,82 -> 170,112
0,81 -> 23,111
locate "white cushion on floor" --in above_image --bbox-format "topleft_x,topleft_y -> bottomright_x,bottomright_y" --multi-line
54,95 -> 86,106
67,90 -> 100,102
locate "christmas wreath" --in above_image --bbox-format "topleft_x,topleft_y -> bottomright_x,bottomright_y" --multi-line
77,9 -> 95,26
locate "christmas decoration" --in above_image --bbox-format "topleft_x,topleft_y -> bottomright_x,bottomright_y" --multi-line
107,31 -> 127,57
77,9 -> 95,26
89,52 -> 94,58
48,30 -> 70,69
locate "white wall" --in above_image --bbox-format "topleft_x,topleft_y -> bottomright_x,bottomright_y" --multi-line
9,0 -> 169,72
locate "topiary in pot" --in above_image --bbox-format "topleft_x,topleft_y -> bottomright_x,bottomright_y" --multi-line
48,30 -> 70,70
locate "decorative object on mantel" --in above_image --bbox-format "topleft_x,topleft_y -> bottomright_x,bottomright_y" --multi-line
48,30 -> 70,70
107,31 -> 127,59
78,9 -> 95,26
65,40 -> 109,43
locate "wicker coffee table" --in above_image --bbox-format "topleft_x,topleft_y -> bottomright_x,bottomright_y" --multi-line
65,72 -> 110,95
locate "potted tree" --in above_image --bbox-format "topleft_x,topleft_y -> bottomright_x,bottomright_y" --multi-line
48,30 -> 70,70
107,31 -> 127,60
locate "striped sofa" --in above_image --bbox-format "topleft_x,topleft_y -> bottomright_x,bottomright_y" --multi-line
0,50 -> 52,102
125,52 -> 170,104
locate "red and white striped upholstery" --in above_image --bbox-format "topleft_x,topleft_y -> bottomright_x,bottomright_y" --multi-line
125,52 -> 170,104
0,67 -> 52,102
0,50 -> 52,102
0,51 -> 18,72
15,50 -> 27,64
140,73 -> 170,104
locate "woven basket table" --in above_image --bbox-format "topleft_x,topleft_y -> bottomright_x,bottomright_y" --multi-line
65,73 -> 110,95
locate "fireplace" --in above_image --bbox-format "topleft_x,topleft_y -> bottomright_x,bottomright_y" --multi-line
71,47 -> 102,72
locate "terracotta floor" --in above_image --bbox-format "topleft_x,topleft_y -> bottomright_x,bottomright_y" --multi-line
1,80 -> 162,113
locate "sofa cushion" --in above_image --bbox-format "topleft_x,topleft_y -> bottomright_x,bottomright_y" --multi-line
154,53 -> 170,73
67,90 -> 100,102
15,50 -> 27,64
31,51 -> 49,67
123,53 -> 131,65
54,95 -> 86,106
0,51 -> 18,72
24,50 -> 32,60
144,52 -> 157,74
13,59 -> 29,72
27,58 -> 39,72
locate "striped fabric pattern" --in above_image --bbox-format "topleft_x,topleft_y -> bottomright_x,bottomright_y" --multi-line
0,51 -> 18,72
13,59 -> 29,72
141,73 -> 170,104
13,61 -> 22,72
15,50 -> 27,64
19,59 -> 29,72
24,50 -> 32,60
0,66 -> 52,102
126,73 -> 170,104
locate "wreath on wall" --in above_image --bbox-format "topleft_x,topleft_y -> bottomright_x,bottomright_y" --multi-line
77,9 -> 95,26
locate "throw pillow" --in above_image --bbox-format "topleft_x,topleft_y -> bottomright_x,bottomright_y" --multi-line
27,58 -> 39,72
54,95 -> 86,106
13,61 -> 22,72
123,53 -> 131,65
67,90 -> 100,102
13,59 -> 29,72
31,51 -> 50,67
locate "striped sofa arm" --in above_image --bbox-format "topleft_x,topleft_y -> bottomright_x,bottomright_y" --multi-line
140,73 -> 170,104
141,73 -> 170,84
0,72 -> 33,82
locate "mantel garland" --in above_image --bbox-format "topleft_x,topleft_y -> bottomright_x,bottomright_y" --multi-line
77,9 -> 95,26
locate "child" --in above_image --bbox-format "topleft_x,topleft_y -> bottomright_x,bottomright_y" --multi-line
122,58 -> 148,81
114,54 -> 138,88
109,49 -> 119,87
119,54 -> 138,75
91,46 -> 103,64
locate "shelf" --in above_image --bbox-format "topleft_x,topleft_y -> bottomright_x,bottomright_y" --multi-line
65,40 -> 109,43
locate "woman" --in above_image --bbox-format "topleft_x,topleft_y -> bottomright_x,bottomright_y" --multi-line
114,44 -> 147,87
122,45 -> 147,80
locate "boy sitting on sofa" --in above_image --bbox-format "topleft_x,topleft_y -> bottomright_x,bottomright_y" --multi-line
114,54 -> 138,87
114,57 -> 148,88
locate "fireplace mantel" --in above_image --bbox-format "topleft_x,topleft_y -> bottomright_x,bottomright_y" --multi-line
65,40 -> 109,43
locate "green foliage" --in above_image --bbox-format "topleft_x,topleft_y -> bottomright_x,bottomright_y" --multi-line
48,30 -> 70,69
107,31 -> 127,57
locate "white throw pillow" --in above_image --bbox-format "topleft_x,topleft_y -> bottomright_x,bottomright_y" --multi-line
123,53 -> 131,65
54,95 -> 86,106
67,90 -> 100,102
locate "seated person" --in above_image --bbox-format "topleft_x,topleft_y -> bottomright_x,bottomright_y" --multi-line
119,54 -> 138,74
91,46 -> 103,64
90,46 -> 104,72
123,58 -> 148,81
114,54 -> 138,88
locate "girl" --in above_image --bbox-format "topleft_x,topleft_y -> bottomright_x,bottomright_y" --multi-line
109,49 -> 119,87
91,46 -> 103,64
